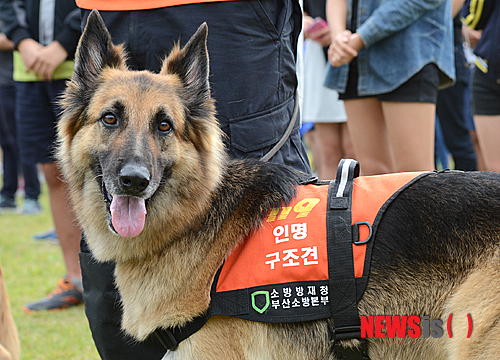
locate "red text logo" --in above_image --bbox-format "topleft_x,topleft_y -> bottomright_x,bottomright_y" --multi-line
361,314 -> 473,339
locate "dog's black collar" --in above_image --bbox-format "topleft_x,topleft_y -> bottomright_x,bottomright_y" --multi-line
153,314 -> 209,351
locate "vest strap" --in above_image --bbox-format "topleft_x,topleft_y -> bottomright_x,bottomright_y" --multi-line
327,159 -> 370,360
154,313 -> 209,351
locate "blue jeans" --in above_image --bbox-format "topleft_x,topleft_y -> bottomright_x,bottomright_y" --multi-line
436,44 -> 477,171
0,85 -> 40,200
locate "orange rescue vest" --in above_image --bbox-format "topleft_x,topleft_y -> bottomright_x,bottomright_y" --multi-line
209,162 -> 428,323
154,160 -> 432,352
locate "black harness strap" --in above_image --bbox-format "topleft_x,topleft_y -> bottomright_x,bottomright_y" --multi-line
154,314 -> 209,351
327,159 -> 369,360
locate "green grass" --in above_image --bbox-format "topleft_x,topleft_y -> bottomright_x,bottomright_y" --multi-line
0,185 -> 100,360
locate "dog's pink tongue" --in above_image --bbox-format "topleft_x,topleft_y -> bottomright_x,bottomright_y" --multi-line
110,195 -> 147,237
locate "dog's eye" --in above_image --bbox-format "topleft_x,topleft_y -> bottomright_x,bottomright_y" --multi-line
158,120 -> 172,133
102,114 -> 118,126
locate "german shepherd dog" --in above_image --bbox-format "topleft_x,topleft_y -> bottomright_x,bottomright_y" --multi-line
57,10 -> 500,359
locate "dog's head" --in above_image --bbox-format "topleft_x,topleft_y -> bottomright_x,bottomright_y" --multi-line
57,10 -> 226,261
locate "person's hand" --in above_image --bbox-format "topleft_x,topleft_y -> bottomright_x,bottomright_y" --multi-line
463,25 -> 482,48
304,16 -> 332,47
328,30 -> 358,67
304,15 -> 315,35
311,27 -> 331,47
348,33 -> 364,53
17,38 -> 44,71
305,21 -> 331,47
0,33 -> 14,51
18,39 -> 68,80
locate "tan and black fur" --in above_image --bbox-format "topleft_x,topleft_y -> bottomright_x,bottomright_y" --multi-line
57,10 -> 500,359
0,262 -> 20,360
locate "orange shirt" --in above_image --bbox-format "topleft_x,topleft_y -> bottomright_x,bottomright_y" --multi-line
76,0 -> 238,11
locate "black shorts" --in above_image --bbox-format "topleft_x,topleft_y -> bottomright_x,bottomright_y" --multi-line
471,67 -> 500,116
14,80 -> 67,164
339,61 -> 440,104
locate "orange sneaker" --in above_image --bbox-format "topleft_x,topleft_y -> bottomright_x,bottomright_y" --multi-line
24,276 -> 83,313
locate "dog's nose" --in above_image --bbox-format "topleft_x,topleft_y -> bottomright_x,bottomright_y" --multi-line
119,164 -> 150,194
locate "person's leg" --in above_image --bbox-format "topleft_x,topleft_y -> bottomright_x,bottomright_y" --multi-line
20,160 -> 41,201
344,98 -> 395,175
382,101 -> 436,172
41,162 -> 82,280
464,68 -> 485,170
0,85 -> 19,205
434,116 -> 450,169
473,115 -> 500,172
436,56 -> 477,171
470,66 -> 500,172
302,127 -> 323,177
0,84 -> 41,207
15,80 -> 83,311
339,122 -> 356,160
469,129 -> 486,171
314,122 -> 344,179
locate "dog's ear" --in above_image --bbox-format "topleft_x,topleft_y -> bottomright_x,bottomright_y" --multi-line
161,23 -> 210,104
73,9 -> 126,92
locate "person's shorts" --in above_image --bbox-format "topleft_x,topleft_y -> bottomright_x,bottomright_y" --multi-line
471,67 -> 500,116
15,80 -> 67,164
339,61 -> 439,104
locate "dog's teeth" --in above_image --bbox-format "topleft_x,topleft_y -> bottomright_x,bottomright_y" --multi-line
111,209 -> 114,217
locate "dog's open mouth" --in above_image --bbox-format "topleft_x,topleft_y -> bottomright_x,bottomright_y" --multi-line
101,181 -> 148,238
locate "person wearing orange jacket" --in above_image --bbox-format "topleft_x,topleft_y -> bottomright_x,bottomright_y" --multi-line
76,1 -> 311,359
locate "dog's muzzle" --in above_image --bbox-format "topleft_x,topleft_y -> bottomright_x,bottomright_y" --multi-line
99,164 -> 153,238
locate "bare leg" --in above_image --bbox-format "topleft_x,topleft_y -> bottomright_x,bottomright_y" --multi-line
382,101 -> 436,172
469,130 -> 486,171
314,123 -> 343,180
339,122 -> 356,160
303,128 -> 323,178
344,98 -> 395,175
41,162 -> 82,280
473,115 -> 500,172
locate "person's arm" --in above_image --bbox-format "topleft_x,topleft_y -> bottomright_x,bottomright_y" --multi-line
326,0 -> 359,67
0,0 -> 31,48
54,8 -> 81,59
17,39 -> 68,81
29,7 -> 80,81
0,32 -> 14,51
0,0 -> 47,78
326,0 -> 348,38
356,0 -> 447,49
452,0 -> 466,17
304,15 -> 332,48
